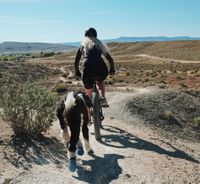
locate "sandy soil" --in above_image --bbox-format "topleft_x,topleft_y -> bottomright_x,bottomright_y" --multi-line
0,88 -> 200,184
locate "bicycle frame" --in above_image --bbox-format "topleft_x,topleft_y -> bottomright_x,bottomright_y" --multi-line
92,83 -> 104,140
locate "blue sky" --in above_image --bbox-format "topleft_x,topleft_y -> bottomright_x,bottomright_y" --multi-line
0,0 -> 200,43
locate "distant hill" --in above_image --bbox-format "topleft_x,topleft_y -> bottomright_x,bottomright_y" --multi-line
63,42 -> 80,47
108,40 -> 200,61
64,36 -> 200,47
0,42 -> 76,54
105,36 -> 200,43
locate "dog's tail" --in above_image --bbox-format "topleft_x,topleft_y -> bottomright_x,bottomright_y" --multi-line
64,91 -> 76,113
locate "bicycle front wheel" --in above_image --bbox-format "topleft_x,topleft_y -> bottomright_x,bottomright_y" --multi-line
92,92 -> 101,140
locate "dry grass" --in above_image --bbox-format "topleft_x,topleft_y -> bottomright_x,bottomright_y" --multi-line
112,61 -> 200,89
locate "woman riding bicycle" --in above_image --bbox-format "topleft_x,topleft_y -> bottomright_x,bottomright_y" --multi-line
75,27 -> 115,106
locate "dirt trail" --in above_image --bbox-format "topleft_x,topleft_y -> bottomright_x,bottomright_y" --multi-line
135,54 -> 200,63
1,88 -> 200,184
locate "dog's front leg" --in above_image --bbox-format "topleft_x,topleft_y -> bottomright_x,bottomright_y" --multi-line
61,126 -> 70,147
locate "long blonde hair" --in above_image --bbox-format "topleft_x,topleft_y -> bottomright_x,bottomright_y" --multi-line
81,37 -> 109,56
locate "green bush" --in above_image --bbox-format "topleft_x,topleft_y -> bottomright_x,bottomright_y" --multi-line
0,78 -> 58,137
194,116 -> 200,127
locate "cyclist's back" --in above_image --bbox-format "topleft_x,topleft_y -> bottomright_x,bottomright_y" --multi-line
75,27 -> 115,105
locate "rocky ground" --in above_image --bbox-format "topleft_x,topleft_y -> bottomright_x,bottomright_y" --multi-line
0,88 -> 200,184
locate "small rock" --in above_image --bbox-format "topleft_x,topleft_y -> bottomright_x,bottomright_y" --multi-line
0,139 -> 3,144
124,173 -> 131,178
3,178 -> 13,184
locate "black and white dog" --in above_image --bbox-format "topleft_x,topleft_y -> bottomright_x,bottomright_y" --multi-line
56,91 -> 93,172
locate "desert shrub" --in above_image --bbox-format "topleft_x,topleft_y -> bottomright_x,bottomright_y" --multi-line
159,111 -> 174,120
62,72 -> 68,78
151,73 -> 157,78
176,75 -> 185,80
40,52 -> 55,58
163,111 -> 174,120
194,116 -> 200,127
118,79 -> 125,83
107,79 -> 114,85
52,82 -> 68,93
180,83 -> 188,88
0,78 -> 58,137
160,80 -> 166,84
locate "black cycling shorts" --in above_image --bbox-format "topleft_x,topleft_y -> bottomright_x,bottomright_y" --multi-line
82,60 -> 108,89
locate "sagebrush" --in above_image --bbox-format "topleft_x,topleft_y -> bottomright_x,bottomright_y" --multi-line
194,116 -> 200,127
0,78 -> 58,137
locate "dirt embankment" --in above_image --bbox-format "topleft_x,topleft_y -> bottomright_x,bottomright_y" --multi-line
126,88 -> 200,141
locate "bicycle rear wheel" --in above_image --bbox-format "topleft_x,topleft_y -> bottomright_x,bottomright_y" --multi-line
92,92 -> 101,140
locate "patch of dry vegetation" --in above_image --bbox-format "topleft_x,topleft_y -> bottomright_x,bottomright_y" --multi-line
0,62 -> 61,87
108,61 -> 200,89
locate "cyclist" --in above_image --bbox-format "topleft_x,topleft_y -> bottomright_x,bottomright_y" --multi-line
75,27 -> 115,107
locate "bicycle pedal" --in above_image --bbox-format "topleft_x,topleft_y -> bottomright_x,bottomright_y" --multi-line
100,116 -> 104,121
102,104 -> 109,108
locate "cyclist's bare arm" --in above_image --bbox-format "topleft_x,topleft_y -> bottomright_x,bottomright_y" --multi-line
104,53 -> 114,69
103,52 -> 115,75
75,48 -> 82,71
74,48 -> 82,77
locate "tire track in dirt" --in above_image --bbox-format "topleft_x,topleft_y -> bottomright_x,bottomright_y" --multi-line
135,54 -> 200,63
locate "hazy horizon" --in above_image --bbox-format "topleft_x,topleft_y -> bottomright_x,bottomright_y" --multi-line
1,35 -> 200,44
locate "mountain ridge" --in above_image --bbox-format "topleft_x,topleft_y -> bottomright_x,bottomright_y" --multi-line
64,36 -> 200,47
0,41 -> 76,54
1,36 -> 200,54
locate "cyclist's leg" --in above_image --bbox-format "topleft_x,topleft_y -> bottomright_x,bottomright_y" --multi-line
82,71 -> 94,124
96,80 -> 105,98
85,89 -> 93,125
95,63 -> 109,106
96,80 -> 109,107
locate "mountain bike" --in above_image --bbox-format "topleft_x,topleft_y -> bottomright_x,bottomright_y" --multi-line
92,83 -> 104,140
75,76 -> 105,140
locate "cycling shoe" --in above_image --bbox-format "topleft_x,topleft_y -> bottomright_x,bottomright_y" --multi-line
76,146 -> 84,156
